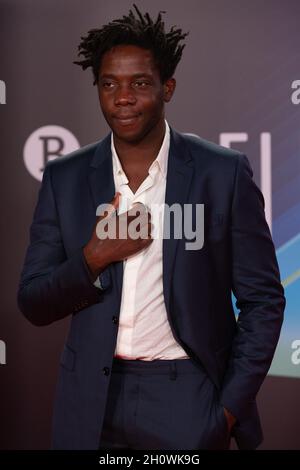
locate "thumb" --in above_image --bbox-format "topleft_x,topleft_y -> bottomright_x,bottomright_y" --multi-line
102,192 -> 120,218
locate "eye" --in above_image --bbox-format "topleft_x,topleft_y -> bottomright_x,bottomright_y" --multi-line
102,81 -> 115,89
133,81 -> 150,88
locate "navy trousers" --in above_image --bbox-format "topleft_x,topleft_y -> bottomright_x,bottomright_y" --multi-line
99,357 -> 231,450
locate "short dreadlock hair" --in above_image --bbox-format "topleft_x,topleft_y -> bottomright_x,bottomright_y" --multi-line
73,3 -> 189,85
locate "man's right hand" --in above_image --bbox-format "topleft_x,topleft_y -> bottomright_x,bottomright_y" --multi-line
83,193 -> 153,281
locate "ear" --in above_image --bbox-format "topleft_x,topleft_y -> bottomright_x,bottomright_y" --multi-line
163,78 -> 176,103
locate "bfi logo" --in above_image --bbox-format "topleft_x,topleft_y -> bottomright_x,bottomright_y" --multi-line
23,126 -> 80,181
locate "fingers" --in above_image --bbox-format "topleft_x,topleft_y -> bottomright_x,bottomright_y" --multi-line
95,197 -> 153,241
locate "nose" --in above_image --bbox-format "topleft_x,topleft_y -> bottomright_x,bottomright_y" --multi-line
114,85 -> 137,106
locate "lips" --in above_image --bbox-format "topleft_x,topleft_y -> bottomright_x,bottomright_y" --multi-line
114,114 -> 140,126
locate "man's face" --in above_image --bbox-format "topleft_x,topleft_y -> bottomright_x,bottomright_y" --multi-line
97,44 -> 175,143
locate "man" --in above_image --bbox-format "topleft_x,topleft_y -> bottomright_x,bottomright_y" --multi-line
18,4 -> 285,450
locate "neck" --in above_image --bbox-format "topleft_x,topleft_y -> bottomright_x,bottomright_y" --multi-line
113,115 -> 166,171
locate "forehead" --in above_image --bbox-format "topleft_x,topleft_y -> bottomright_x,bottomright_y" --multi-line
99,45 -> 159,77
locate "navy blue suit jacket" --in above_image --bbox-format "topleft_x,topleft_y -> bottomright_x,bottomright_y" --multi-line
18,127 -> 285,449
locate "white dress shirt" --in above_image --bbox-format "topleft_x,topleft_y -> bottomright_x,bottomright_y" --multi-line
111,120 -> 189,360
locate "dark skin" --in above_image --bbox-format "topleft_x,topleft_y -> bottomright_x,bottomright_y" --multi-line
83,44 -> 236,433
98,44 -> 175,193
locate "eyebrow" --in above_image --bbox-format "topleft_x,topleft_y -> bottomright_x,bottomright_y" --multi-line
100,73 -> 153,80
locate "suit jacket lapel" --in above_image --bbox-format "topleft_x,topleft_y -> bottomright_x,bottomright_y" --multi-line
88,133 -> 124,299
163,127 -> 194,315
88,133 -> 114,208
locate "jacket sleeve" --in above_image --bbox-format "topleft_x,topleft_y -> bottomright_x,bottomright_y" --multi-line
220,154 -> 285,422
17,162 -> 104,326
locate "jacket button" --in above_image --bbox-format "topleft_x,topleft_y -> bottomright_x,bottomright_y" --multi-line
102,367 -> 110,376
112,316 -> 118,324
